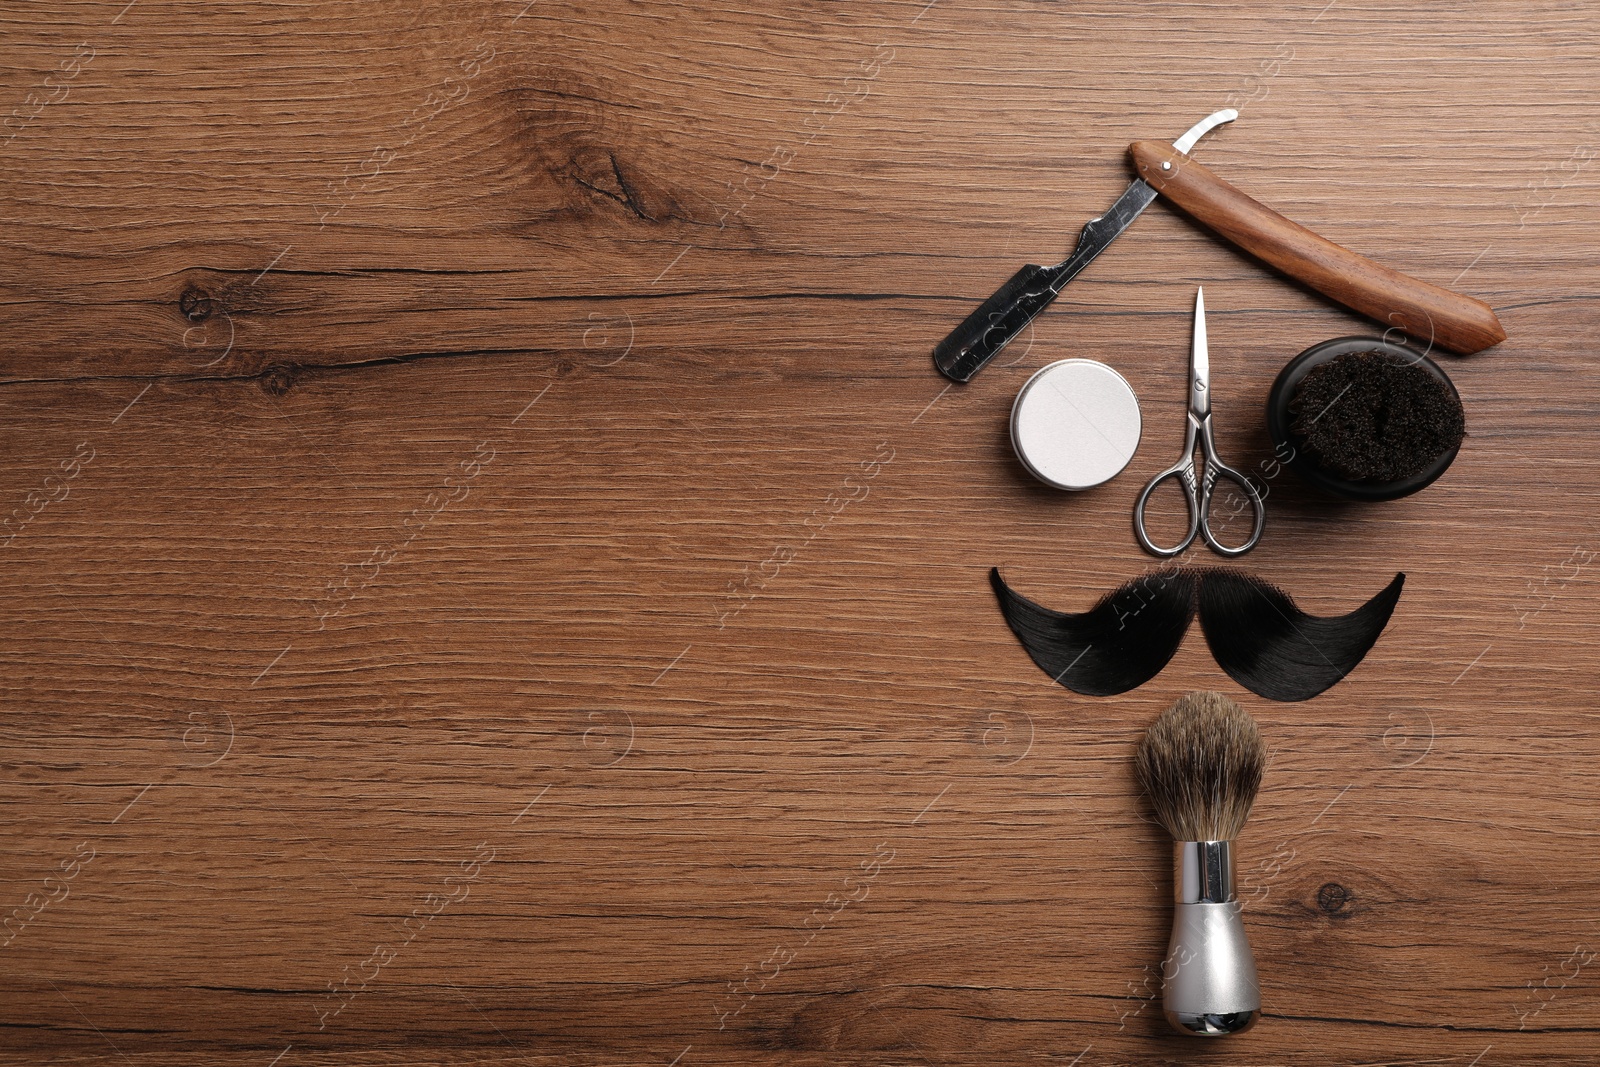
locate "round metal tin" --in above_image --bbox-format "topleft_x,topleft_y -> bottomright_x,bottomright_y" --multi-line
1010,359 -> 1141,491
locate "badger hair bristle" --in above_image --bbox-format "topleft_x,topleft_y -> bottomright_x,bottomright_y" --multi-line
1135,691 -> 1266,842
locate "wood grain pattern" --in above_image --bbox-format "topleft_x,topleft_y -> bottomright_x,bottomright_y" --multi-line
1,1 -> 1598,1064
1129,138 -> 1508,353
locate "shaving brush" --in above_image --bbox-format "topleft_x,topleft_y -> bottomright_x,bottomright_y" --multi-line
1135,691 -> 1267,1037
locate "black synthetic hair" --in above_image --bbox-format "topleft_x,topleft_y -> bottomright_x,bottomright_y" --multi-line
991,567 -> 1405,702
1196,569 -> 1405,702
989,567 -> 1196,696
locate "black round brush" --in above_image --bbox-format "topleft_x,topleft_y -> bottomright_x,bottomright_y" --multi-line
1135,691 -> 1267,1037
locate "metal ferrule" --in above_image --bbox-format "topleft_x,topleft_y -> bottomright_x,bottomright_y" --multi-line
1162,839 -> 1260,1038
1174,840 -> 1236,903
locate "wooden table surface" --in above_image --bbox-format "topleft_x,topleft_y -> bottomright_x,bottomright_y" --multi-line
2,1 -> 1597,1064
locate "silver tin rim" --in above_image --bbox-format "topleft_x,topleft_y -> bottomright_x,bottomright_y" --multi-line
1009,358 -> 1142,491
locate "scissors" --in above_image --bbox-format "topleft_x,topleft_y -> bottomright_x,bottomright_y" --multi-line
1133,288 -> 1265,557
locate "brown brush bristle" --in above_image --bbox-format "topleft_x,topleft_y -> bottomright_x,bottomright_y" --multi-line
1135,691 -> 1265,841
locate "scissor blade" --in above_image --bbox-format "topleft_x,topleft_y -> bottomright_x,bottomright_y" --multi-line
1190,287 -> 1210,417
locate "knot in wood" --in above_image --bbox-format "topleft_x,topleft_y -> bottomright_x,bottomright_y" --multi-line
1317,881 -> 1352,915
179,286 -> 214,321
259,363 -> 298,397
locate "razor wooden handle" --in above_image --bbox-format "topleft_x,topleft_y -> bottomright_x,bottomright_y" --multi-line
1129,140 -> 1506,354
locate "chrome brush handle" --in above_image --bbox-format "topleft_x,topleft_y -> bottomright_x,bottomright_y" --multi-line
1163,841 -> 1261,1037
